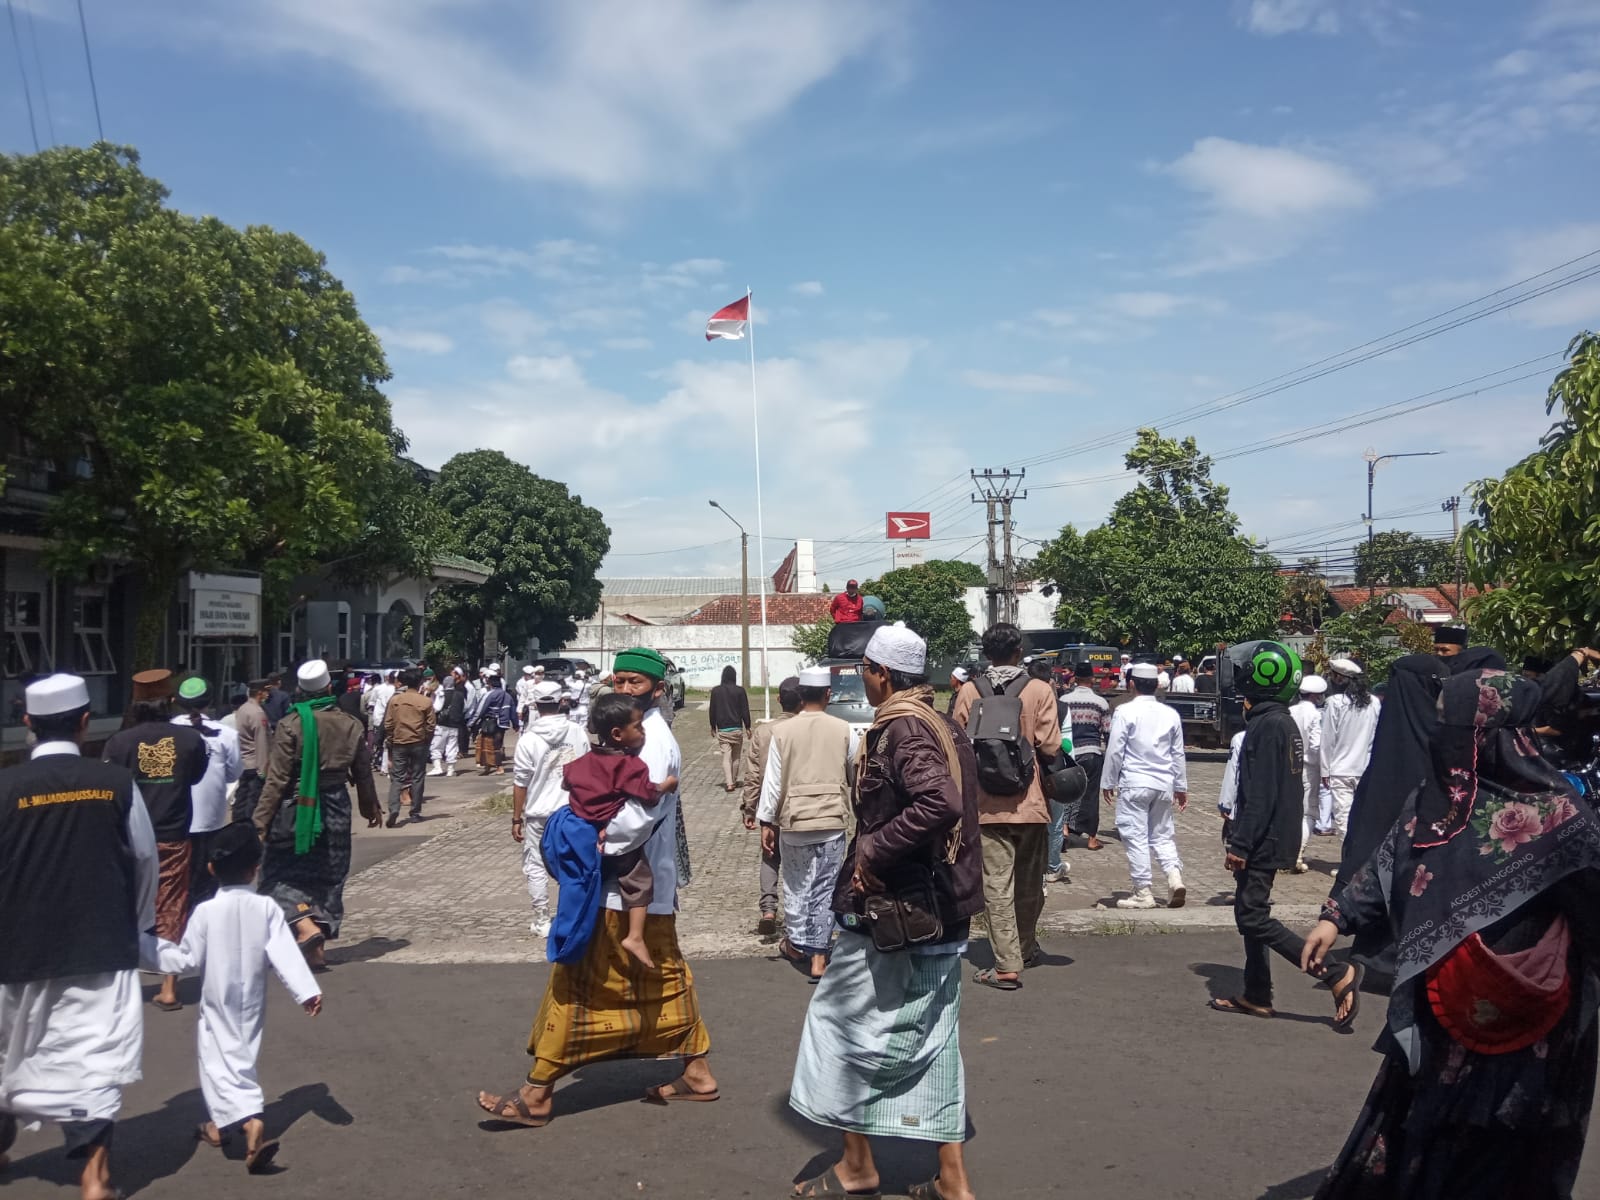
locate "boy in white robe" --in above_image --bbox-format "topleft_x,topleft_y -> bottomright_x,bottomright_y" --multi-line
148,822 -> 322,1173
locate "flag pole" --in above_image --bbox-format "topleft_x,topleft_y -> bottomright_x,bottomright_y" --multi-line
746,286 -> 771,720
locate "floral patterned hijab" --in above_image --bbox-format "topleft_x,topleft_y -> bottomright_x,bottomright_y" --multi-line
1413,669 -> 1573,851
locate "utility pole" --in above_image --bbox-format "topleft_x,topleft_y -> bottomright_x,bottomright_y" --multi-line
1442,496 -> 1463,615
709,500 -> 752,686
971,468 -> 1027,626
1362,447 -> 1443,598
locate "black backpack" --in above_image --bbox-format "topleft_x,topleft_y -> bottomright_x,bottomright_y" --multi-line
965,673 -> 1036,796
440,687 -> 465,727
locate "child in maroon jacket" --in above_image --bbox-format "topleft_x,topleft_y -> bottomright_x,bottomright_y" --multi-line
562,694 -> 676,968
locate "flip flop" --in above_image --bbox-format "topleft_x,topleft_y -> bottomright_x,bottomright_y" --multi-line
153,997 -> 183,1012
1331,962 -> 1366,1031
245,1140 -> 280,1174
1209,995 -> 1274,1018
476,1090 -> 550,1128
908,1179 -> 949,1200
972,967 -> 1021,991
792,1163 -> 882,1198
194,1123 -> 225,1148
642,1077 -> 720,1104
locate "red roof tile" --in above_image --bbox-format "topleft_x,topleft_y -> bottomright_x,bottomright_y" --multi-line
678,594 -> 834,626
1325,585 -> 1480,622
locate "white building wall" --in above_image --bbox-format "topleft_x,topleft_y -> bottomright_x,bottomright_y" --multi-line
961,585 -> 1057,634
564,622 -> 806,688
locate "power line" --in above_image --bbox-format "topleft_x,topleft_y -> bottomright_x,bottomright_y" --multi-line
74,0 -> 102,141
605,536 -> 737,558
21,1 -> 50,144
5,0 -> 39,152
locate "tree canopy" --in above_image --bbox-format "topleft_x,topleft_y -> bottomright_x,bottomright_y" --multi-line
428,450 -> 609,662
1031,428 -> 1282,653
859,564 -> 974,661
0,144 -> 409,663
1465,331 -> 1600,655
1353,529 -> 1456,590
1304,595 -> 1434,683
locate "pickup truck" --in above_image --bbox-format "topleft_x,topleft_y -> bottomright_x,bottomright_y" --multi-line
1160,645 -> 1245,749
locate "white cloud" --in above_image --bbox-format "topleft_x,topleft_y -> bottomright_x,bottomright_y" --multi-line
1490,49 -> 1538,78
641,258 -> 728,290
374,326 -> 455,355
603,336 -> 655,352
791,280 -> 825,297
1530,0 -> 1600,37
960,370 -> 1082,395
1166,137 -> 1373,220
195,0 -> 905,194
478,300 -> 551,348
1505,223 -> 1600,327
1241,0 -> 1340,36
1106,291 -> 1191,319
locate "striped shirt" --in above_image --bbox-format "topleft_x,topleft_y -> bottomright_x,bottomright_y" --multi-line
1059,685 -> 1112,755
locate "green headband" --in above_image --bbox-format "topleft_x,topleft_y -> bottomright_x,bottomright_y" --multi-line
613,647 -> 667,681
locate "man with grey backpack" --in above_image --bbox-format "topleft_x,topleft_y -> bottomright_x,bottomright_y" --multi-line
952,623 -> 1062,990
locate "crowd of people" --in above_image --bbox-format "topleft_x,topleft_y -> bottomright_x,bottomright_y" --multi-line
5,611 -> 1600,1198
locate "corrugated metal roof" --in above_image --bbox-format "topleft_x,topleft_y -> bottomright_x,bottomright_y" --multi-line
433,552 -> 494,575
600,577 -> 744,597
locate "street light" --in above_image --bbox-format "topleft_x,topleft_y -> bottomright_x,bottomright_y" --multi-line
1363,448 -> 1443,597
709,500 -> 751,689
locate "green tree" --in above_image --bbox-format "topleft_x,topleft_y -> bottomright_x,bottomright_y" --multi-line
921,558 -> 986,589
1032,428 -> 1282,651
0,144 -> 405,664
1305,595 -> 1435,683
1281,557 -> 1328,633
860,564 -> 974,661
428,450 -> 609,662
1465,332 -> 1600,655
1353,529 -> 1455,589
791,617 -> 834,662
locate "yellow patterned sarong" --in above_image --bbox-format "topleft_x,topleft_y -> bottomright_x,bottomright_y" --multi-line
525,910 -> 711,1085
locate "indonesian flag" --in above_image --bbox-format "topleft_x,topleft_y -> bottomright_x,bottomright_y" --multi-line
705,295 -> 749,341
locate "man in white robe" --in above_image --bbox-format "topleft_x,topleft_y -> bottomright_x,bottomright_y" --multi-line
0,674 -> 158,1200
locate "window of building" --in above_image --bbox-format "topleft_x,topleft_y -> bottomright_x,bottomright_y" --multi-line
337,604 -> 351,662
3,590 -> 50,678
72,590 -> 116,676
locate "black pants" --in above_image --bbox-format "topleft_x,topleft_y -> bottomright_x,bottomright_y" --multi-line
231,770 -> 264,825
1070,752 -> 1104,839
457,722 -> 472,759
1233,867 -> 1340,1008
388,742 -> 429,818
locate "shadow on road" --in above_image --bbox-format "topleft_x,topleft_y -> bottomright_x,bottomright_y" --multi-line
772,1090 -> 980,1197
327,936 -> 412,965
1256,1166 -> 1328,1199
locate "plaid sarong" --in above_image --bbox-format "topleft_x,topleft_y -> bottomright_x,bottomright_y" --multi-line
525,909 -> 711,1086
789,929 -> 965,1142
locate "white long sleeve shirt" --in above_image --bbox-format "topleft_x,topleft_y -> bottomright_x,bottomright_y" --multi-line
1217,730 -> 1246,816
512,714 -> 590,821
1321,692 -> 1381,778
600,706 -> 681,915
1168,674 -> 1196,694
1289,699 -> 1323,776
1101,695 -> 1188,794
173,714 -> 242,834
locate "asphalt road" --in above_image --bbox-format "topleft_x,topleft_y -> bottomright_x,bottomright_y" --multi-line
8,934 -> 1599,1200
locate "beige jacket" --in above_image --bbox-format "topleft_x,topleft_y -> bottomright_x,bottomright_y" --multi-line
952,673 -> 1062,824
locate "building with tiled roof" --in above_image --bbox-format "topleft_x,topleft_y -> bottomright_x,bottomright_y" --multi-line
678,593 -> 834,626
1325,585 -> 1480,626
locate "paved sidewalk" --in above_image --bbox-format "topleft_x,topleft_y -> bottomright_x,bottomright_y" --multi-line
333,709 -> 1342,965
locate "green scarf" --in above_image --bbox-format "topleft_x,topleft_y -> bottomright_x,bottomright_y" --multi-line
292,696 -> 338,854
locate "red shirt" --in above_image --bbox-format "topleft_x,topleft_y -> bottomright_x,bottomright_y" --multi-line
562,751 -> 656,826
830,591 -> 864,623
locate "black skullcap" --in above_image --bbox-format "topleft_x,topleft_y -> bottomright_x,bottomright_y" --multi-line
209,821 -> 263,874
1432,626 -> 1469,647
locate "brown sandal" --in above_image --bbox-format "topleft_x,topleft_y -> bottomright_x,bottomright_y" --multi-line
245,1140 -> 280,1173
1209,995 -> 1274,1018
793,1164 -> 882,1198
476,1089 -> 551,1128
642,1077 -> 720,1104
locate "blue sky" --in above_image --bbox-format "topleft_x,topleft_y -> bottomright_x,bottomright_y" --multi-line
8,0 -> 1600,585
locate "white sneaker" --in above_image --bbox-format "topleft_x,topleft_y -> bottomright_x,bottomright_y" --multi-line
1166,869 -> 1187,908
1292,860 -> 1309,875
427,767 -> 443,777
530,907 -> 552,937
446,767 -> 457,778
1042,864 -> 1068,884
1117,887 -> 1158,910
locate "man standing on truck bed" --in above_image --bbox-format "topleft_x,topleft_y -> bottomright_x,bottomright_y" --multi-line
829,580 -> 864,624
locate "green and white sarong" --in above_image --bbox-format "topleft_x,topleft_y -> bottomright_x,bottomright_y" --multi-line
789,928 -> 965,1143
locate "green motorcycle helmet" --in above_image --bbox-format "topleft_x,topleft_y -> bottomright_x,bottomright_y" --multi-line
1229,640 -> 1303,704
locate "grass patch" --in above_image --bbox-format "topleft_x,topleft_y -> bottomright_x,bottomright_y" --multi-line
481,791 -> 516,814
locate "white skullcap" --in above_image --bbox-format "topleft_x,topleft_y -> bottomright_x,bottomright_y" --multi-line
522,664 -> 536,675
798,666 -> 832,688
1328,657 -> 1363,677
1130,663 -> 1160,680
532,664 -> 545,673
1172,655 -> 1185,663
297,659 -> 332,693
1300,674 -> 1328,694
531,680 -> 563,702
487,663 -> 502,675
1120,653 -> 1132,661
950,666 -> 970,683
864,621 -> 927,675
25,673 -> 90,717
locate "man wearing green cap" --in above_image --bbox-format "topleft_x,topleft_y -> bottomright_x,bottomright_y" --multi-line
477,646 -> 716,1127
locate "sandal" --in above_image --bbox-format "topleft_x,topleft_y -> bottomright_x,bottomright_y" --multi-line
1330,963 -> 1365,1031
245,1140 -> 280,1174
792,1163 -> 882,1198
153,997 -> 183,1012
642,1077 -> 720,1104
972,967 -> 1021,991
476,1089 -> 551,1128
908,1179 -> 948,1200
194,1123 -> 225,1148
777,937 -> 806,965
1209,995 -> 1274,1018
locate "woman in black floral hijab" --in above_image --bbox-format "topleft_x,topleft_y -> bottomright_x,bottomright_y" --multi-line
1304,667 -> 1600,1199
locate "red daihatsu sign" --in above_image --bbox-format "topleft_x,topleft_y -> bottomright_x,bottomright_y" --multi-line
886,512 -> 932,540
